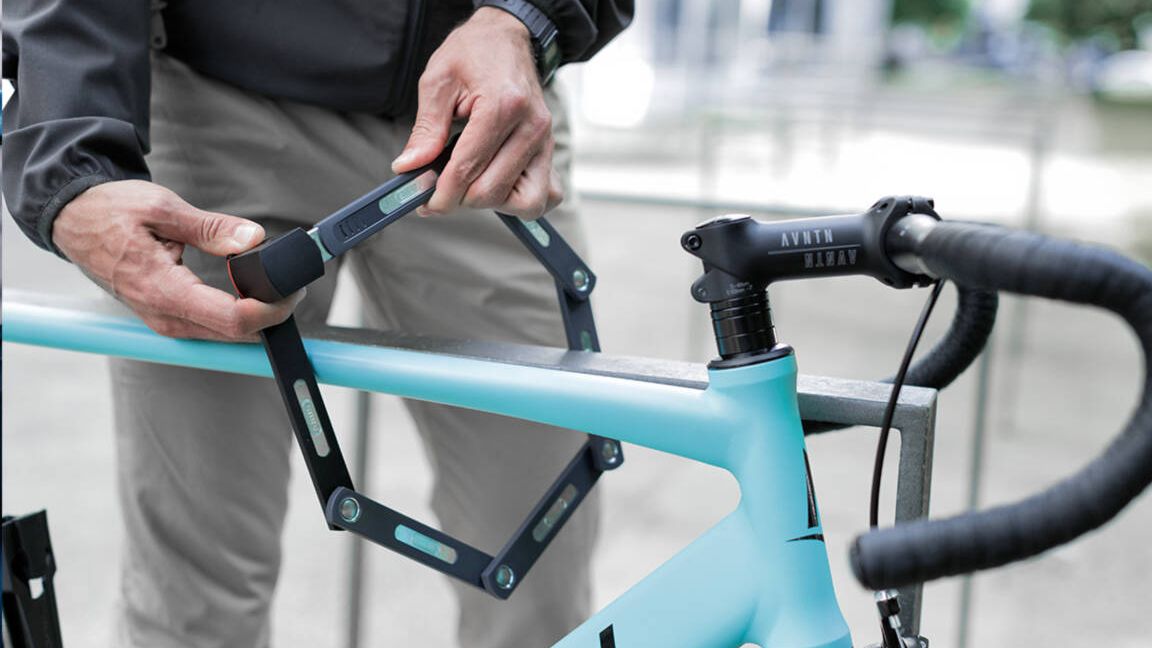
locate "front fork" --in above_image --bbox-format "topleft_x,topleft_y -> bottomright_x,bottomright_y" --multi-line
866,591 -> 930,648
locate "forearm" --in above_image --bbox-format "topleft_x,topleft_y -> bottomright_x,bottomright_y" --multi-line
2,0 -> 153,256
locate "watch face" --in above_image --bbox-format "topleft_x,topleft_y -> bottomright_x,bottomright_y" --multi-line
537,31 -> 561,84
540,35 -> 561,73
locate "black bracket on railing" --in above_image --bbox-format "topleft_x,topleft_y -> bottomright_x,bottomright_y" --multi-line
228,153 -> 622,599
2,511 -> 64,648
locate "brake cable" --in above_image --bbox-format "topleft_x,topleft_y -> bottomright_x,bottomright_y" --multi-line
870,280 -> 947,529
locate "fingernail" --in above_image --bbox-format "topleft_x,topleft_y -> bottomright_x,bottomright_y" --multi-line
392,149 -> 415,171
232,224 -> 261,247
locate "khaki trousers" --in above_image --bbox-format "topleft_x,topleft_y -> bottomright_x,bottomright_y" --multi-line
110,53 -> 598,648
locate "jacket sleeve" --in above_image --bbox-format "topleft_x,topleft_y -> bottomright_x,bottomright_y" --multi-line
528,0 -> 634,63
2,0 -> 153,257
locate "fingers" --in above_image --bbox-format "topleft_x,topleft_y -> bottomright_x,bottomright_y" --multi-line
136,196 -> 300,340
459,113 -> 551,211
400,9 -> 551,217
143,192 -> 265,257
139,314 -> 247,342
498,143 -> 560,219
143,263 -> 305,340
424,101 -> 520,215
393,71 -> 457,173
141,292 -> 299,342
53,180 -> 300,343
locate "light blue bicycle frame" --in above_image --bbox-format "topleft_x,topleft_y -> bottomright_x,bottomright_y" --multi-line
4,292 -> 853,648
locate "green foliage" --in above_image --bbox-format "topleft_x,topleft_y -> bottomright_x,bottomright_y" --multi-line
1026,0 -> 1152,50
891,0 -> 970,26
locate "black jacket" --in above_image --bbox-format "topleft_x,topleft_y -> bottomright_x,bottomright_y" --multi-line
1,0 -> 632,255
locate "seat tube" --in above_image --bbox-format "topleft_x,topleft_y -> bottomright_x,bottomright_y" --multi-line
708,355 -> 852,648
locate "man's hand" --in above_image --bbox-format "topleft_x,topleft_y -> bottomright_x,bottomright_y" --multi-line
392,7 -> 563,219
53,180 -> 304,341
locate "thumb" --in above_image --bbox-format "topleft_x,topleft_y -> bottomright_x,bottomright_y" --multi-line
149,199 -> 265,256
393,78 -> 456,173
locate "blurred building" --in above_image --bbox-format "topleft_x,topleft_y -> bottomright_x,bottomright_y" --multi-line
647,0 -> 892,72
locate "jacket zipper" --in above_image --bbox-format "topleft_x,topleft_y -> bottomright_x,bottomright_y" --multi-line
385,0 -> 426,116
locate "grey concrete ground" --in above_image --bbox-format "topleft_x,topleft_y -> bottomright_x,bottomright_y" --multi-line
4,93 -> 1152,646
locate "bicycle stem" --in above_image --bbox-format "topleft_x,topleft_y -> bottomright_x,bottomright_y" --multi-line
681,196 -> 942,366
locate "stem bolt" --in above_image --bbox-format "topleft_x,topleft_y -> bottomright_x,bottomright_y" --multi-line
494,564 -> 516,590
339,497 -> 361,524
684,234 -> 702,250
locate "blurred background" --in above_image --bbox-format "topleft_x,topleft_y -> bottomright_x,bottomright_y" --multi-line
4,0 -> 1152,646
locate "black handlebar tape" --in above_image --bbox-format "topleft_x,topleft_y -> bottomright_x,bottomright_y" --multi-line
803,285 -> 998,435
851,222 -> 1152,590
902,286 -> 998,388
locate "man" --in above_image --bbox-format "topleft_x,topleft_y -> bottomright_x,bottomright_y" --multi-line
3,0 -> 632,646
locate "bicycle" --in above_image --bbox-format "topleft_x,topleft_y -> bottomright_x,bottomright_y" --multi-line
4,146 -> 1151,646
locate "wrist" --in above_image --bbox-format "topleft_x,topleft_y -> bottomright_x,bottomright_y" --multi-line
46,174 -> 118,260
472,5 -> 529,38
473,0 -> 561,84
472,6 -> 531,41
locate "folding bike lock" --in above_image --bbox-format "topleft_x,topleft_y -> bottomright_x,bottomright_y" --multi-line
228,137 -> 622,599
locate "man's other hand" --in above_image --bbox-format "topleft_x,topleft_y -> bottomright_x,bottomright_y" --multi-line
53,180 -> 304,341
393,7 -> 563,220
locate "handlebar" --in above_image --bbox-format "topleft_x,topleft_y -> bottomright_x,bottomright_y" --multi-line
681,197 -> 1152,589
851,220 -> 1152,589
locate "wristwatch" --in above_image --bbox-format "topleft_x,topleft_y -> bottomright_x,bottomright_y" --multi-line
474,0 -> 562,84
